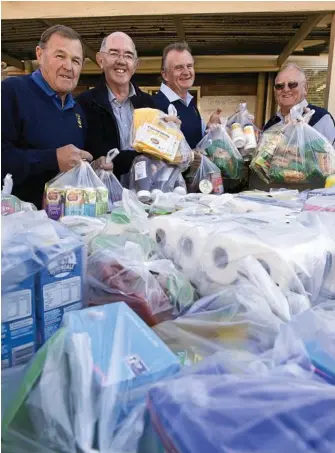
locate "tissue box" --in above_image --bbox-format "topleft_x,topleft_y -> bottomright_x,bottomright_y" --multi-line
35,245 -> 84,346
1,276 -> 36,369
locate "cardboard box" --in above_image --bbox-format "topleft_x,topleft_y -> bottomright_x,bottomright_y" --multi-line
1,276 -> 36,369
35,245 -> 84,346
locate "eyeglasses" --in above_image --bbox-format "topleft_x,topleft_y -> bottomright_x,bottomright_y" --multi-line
274,81 -> 303,91
99,51 -> 136,62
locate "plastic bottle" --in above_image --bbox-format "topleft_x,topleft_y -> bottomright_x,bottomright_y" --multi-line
243,123 -> 257,151
231,122 -> 246,148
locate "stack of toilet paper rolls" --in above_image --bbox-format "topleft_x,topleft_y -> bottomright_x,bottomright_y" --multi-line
149,214 -> 334,306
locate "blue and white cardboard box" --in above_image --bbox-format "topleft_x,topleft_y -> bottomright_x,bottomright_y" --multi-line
35,244 -> 85,346
1,275 -> 36,369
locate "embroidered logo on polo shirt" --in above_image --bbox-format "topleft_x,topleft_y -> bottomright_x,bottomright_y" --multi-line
75,113 -> 82,128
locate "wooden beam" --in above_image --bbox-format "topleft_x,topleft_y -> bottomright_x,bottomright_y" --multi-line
325,13 -> 335,117
24,60 -> 33,74
172,16 -> 186,41
4,55 -> 329,77
1,52 -> 24,70
255,73 -> 266,129
41,19 -> 98,66
265,72 -> 275,123
2,2 -> 335,20
277,13 -> 326,67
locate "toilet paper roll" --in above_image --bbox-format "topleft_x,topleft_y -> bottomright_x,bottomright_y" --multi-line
202,232 -> 292,288
202,233 -> 256,285
149,216 -> 189,262
176,225 -> 208,276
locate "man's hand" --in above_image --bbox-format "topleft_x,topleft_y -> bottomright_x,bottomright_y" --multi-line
207,108 -> 222,126
56,144 -> 93,172
163,115 -> 182,126
91,156 -> 114,171
190,150 -> 203,169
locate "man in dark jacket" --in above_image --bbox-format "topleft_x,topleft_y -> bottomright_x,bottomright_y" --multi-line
77,32 -> 155,181
2,25 -> 92,208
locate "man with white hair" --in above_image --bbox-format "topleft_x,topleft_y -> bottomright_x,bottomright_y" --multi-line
77,32 -> 154,180
263,64 -> 335,144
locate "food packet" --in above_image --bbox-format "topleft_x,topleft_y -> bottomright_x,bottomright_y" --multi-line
44,161 -> 108,220
132,106 -> 193,169
251,106 -> 335,184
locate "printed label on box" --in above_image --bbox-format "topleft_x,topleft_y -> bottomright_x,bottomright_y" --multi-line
43,276 -> 81,310
2,289 -> 32,322
1,280 -> 36,369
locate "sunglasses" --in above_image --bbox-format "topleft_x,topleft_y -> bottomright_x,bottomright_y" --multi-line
274,81 -> 302,91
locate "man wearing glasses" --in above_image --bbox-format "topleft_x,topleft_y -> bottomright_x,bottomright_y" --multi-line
263,64 -> 335,144
77,32 -> 154,181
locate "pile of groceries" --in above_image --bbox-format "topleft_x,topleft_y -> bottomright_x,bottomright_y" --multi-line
2,103 -> 335,453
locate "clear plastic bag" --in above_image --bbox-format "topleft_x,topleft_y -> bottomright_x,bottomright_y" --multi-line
226,102 -> 260,159
272,307 -> 335,384
1,174 -> 37,216
251,105 -> 335,184
87,241 -> 195,326
132,107 -> 193,168
60,215 -> 107,245
129,155 -> 185,203
147,368 -> 335,453
2,303 -> 180,453
185,155 -> 223,194
303,195 -> 335,212
44,161 -> 108,220
2,211 -> 87,368
95,149 -> 123,211
196,123 -> 244,179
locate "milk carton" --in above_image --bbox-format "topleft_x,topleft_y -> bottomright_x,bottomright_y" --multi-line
1,275 -> 36,369
35,244 -> 85,346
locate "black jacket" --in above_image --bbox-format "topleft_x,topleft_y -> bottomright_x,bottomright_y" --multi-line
76,78 -> 154,180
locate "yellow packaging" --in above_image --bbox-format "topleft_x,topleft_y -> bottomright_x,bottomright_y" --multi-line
133,108 -> 183,163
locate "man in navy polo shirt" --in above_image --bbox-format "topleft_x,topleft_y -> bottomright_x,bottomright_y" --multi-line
2,25 -> 92,208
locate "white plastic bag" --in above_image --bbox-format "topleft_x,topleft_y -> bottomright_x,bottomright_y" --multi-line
44,161 -> 108,220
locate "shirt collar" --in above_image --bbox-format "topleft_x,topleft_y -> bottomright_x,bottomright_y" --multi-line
31,69 -> 75,110
107,83 -> 136,104
277,99 -> 308,121
159,83 -> 193,107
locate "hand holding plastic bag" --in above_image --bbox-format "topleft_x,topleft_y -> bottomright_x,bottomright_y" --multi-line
251,104 -> 335,184
95,150 -> 123,210
132,107 -> 194,168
